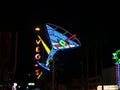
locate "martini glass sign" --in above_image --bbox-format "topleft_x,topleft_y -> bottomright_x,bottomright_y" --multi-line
37,23 -> 81,72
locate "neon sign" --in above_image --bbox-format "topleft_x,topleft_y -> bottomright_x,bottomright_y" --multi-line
112,49 -> 120,89
37,23 -> 81,71
34,35 -> 41,76
112,49 -> 120,64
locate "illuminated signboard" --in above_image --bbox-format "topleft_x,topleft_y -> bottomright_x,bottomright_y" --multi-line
37,23 -> 81,71
97,85 -> 118,90
34,34 -> 41,76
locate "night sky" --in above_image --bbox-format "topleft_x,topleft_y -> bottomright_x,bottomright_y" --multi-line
1,1 -> 120,83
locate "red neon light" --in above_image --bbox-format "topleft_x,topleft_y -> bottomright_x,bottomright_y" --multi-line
35,54 -> 41,60
34,63 -> 39,67
35,69 -> 40,75
66,34 -> 76,41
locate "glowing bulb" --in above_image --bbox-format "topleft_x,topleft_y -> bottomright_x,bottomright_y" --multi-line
35,27 -> 40,31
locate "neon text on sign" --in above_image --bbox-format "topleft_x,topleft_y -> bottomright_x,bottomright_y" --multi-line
35,54 -> 41,60
34,37 -> 41,76
36,39 -> 41,45
35,46 -> 40,52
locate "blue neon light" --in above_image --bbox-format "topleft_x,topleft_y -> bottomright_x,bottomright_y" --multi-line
46,24 -> 80,50
46,48 -> 58,64
118,64 -> 120,89
44,24 -> 80,65
37,62 -> 50,71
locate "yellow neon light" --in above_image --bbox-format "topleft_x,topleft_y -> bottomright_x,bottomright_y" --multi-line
37,35 -> 54,79
37,35 -> 50,79
37,35 -> 50,55
46,58 -> 53,66
46,62 -> 49,66
37,35 -> 52,66
37,71 -> 43,79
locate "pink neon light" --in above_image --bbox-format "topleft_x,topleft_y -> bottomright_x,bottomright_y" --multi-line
66,34 -> 76,41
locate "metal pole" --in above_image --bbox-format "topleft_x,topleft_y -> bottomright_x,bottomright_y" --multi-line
81,61 -> 84,90
86,48 -> 89,90
100,47 -> 104,90
94,48 -> 98,90
52,59 -> 55,90
118,64 -> 120,90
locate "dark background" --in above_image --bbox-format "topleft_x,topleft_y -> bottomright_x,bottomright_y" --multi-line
0,0 -> 119,84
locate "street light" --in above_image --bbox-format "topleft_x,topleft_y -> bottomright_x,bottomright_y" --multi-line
35,27 -> 40,31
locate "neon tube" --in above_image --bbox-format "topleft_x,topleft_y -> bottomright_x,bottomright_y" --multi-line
38,35 -> 50,55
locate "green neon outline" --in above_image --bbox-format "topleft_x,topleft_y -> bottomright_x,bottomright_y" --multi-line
115,49 -> 120,64
59,40 -> 66,46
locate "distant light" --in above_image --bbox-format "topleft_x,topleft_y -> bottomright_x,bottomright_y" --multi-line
12,82 -> 17,90
28,73 -> 31,76
13,83 -> 17,87
112,53 -> 116,59
28,82 -> 35,86
35,27 -> 40,31
26,86 -> 29,89
0,84 -> 3,87
17,85 -> 21,88
97,85 -> 118,90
